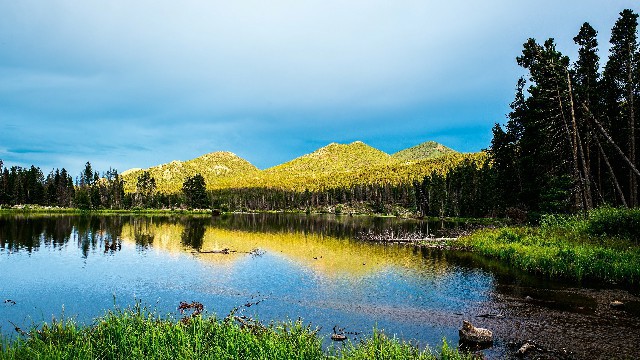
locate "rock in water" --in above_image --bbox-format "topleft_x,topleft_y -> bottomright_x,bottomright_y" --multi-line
610,300 -> 624,309
517,342 -> 535,356
459,320 -> 493,344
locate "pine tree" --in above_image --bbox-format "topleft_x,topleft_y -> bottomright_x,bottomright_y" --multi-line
602,9 -> 639,206
0,160 -> 5,205
183,174 -> 208,209
135,171 -> 156,208
517,38 -> 586,212
81,162 -> 94,187
573,22 -> 606,205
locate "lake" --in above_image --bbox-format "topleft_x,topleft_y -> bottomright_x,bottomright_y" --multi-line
1,213 -> 639,359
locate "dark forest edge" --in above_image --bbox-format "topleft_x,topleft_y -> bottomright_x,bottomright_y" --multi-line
0,305 -> 470,360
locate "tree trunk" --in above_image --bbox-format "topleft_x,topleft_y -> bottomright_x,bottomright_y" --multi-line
627,43 -> 637,206
595,134 -> 628,207
584,104 -> 640,177
567,72 -> 593,210
556,81 -> 584,211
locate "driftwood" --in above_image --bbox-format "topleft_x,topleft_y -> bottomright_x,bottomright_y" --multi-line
365,237 -> 458,243
197,248 -> 265,256
330,325 -> 360,341
476,313 -> 504,319
331,333 -> 347,341
199,248 -> 232,254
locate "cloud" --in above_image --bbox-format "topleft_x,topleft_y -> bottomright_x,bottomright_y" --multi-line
6,148 -> 51,154
0,0 -> 638,174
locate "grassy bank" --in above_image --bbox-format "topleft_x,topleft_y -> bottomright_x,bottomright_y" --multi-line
0,307 -> 469,360
0,205 -> 503,222
460,207 -> 640,285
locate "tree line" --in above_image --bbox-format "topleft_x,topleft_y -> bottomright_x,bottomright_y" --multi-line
0,160 -> 209,211
0,159 -> 75,207
489,9 -> 640,217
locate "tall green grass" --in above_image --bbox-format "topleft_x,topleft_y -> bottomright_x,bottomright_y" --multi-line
1,306 -> 471,360
461,208 -> 640,285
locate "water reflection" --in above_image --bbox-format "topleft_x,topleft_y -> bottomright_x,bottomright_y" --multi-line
0,214 -> 485,341
181,218 -> 207,251
2,214 -> 639,359
132,217 -> 155,250
0,213 -> 459,259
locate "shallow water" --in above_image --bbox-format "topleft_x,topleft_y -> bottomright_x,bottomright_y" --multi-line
1,214 -> 638,359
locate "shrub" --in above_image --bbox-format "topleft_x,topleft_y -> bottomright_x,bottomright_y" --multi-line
586,207 -> 640,240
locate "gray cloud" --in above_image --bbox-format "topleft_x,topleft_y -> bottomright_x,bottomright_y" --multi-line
1,0 -> 637,174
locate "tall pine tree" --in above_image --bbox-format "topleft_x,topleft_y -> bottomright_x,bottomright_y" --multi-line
602,9 -> 639,206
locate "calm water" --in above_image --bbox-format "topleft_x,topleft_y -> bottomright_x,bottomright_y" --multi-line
1,214 -> 639,359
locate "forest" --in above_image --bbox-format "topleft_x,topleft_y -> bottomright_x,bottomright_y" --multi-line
1,9 -> 639,221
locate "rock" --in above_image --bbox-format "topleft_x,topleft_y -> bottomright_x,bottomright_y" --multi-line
517,342 -> 535,357
610,300 -> 624,308
459,320 -> 493,344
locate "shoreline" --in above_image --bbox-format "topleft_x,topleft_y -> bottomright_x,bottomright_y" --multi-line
0,205 -> 502,224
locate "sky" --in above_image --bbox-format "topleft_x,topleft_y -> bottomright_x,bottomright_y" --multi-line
1,1 -> 639,176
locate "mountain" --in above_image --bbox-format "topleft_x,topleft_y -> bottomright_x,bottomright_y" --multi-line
264,141 -> 395,175
392,141 -> 457,162
121,141 -> 477,193
121,151 -> 259,193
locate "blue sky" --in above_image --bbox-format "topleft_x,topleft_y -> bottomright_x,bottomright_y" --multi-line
1,1 -> 638,175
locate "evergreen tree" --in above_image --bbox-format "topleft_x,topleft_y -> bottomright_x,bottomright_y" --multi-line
0,160 -> 5,205
135,171 -> 156,208
59,168 -> 74,207
74,187 -> 92,210
81,162 -> 94,187
182,174 -> 208,209
602,9 -> 639,206
90,171 -> 101,209
103,168 -> 125,209
573,22 -> 605,205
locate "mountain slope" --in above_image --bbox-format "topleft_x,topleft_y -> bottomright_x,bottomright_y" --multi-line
122,151 -> 259,193
121,141 -> 477,193
265,141 -> 396,175
392,141 -> 457,162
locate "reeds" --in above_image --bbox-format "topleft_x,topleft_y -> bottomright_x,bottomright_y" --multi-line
461,207 -> 640,284
1,306 -> 470,360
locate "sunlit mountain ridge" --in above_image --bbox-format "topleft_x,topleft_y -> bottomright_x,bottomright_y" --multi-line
121,141 -> 480,193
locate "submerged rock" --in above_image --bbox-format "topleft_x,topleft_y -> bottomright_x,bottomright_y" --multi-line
459,320 -> 493,345
517,342 -> 535,357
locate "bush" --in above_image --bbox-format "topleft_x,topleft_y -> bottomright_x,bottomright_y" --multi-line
586,207 -> 640,240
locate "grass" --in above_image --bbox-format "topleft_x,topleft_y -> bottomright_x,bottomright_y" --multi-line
460,207 -> 640,285
0,306 -> 472,360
